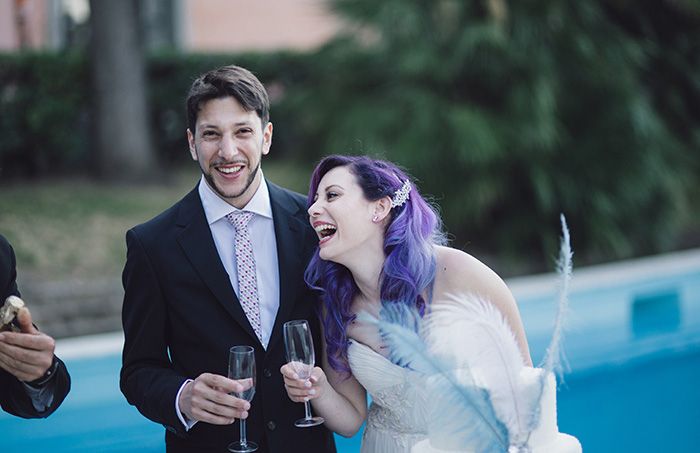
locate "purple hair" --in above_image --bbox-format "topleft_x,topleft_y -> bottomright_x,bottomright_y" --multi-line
305,155 -> 445,375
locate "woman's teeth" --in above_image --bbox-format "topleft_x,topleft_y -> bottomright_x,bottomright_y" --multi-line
315,224 -> 337,238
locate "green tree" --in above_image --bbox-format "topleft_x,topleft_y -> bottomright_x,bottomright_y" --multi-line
285,0 -> 697,272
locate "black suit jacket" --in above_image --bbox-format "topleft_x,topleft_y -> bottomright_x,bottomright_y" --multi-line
0,234 -> 71,418
120,182 -> 336,452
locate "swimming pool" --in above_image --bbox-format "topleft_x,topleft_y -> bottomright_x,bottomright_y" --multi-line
0,337 -> 362,452
510,247 -> 700,452
2,248 -> 699,452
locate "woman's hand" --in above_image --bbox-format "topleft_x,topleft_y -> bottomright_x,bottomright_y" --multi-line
280,363 -> 328,403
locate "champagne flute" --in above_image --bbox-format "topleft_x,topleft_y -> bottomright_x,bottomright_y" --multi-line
228,346 -> 258,453
283,319 -> 325,427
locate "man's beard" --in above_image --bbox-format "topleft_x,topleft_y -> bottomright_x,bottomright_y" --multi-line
202,159 -> 261,201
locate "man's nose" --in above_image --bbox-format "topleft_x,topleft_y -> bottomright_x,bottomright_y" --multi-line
219,134 -> 238,158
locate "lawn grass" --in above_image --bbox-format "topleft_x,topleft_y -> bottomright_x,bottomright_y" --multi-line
3,157 -> 698,282
0,159 -> 314,281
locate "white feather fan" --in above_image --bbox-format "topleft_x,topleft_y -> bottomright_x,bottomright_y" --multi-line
366,214 -> 573,452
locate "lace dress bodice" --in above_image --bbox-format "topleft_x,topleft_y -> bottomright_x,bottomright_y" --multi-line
348,340 -> 429,453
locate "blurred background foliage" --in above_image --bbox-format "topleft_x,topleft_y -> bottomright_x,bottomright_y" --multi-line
1,0 -> 699,276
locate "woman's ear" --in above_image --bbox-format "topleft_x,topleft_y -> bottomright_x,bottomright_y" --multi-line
372,196 -> 393,223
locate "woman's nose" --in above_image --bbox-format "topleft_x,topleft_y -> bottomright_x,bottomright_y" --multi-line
308,200 -> 321,217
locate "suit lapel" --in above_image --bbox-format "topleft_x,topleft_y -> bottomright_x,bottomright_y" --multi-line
175,188 -> 260,343
266,183 -> 310,352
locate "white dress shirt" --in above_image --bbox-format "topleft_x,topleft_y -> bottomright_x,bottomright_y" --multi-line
22,380 -> 55,412
198,174 -> 280,349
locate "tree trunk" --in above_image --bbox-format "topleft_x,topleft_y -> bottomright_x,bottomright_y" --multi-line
89,0 -> 157,182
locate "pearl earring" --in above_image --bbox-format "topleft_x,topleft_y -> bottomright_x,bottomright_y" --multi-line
372,215 -> 378,223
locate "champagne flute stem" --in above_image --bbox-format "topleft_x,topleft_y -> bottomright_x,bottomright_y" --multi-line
240,418 -> 248,447
304,401 -> 313,420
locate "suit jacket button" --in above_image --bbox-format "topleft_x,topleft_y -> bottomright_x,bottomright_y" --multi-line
266,420 -> 276,431
263,368 -> 272,378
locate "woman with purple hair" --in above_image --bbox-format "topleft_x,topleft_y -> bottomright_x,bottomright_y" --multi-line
281,155 -> 532,452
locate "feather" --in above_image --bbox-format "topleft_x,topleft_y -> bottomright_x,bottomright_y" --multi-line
357,306 -> 510,452
524,214 -> 573,446
423,295 -> 536,445
540,213 -> 573,379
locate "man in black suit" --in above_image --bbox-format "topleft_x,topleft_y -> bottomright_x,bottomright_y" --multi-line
0,234 -> 71,418
120,65 -> 336,452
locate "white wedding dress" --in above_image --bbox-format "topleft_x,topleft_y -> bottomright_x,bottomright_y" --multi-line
346,339 -> 582,453
347,340 -> 429,452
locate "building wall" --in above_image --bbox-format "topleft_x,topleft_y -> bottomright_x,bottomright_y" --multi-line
180,0 -> 342,52
0,0 -> 16,50
0,0 -> 50,51
0,0 -> 343,53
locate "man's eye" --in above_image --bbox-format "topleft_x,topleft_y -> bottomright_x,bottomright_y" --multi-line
202,130 -> 218,138
237,128 -> 253,135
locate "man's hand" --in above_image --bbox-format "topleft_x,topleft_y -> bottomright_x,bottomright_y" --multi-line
0,307 -> 56,382
179,373 -> 252,425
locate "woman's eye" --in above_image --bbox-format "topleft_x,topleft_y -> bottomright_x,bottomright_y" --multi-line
327,192 -> 339,200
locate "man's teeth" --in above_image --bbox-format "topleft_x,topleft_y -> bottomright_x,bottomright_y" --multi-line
315,224 -> 337,237
219,166 -> 243,174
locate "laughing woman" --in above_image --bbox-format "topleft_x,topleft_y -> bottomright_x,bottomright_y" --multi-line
281,155 -> 532,452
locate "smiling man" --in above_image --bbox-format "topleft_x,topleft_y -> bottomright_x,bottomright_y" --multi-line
187,95 -> 271,207
120,65 -> 336,453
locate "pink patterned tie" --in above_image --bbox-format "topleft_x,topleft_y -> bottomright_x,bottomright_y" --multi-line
226,211 -> 262,341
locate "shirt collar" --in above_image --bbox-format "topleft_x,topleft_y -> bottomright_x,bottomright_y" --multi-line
199,172 -> 273,226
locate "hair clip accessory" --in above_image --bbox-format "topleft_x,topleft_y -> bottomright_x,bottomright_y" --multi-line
391,179 -> 411,208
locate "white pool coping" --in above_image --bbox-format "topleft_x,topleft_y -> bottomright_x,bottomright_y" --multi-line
507,246 -> 700,300
54,247 -> 700,361
55,330 -> 125,360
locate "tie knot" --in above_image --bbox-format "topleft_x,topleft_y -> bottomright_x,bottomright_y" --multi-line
227,211 -> 254,231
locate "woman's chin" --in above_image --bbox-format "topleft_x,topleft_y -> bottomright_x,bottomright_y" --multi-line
318,247 -> 338,264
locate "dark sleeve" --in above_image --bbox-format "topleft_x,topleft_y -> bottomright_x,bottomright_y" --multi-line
0,234 -> 71,418
120,228 -> 188,436
0,357 -> 70,419
0,233 -> 20,300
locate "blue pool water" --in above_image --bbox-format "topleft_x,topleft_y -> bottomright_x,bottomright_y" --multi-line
2,248 -> 699,452
510,248 -> 700,452
0,352 -> 362,452
557,348 -> 700,452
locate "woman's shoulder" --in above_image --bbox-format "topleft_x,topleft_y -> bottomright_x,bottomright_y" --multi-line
434,245 -> 494,276
433,245 -> 510,298
431,247 -> 532,365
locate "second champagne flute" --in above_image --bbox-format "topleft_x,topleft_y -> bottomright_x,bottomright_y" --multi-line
228,345 -> 258,453
283,320 -> 325,427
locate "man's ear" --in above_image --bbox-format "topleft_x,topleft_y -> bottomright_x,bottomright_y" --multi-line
187,129 -> 198,161
373,196 -> 393,223
262,122 -> 273,156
